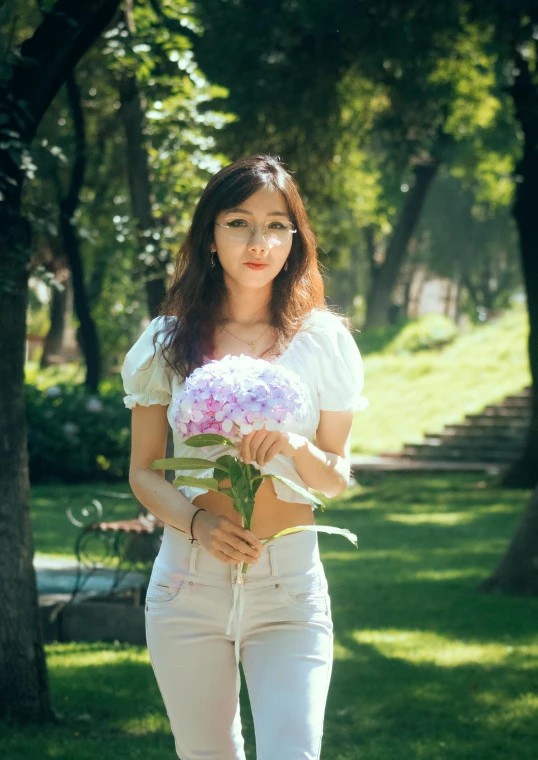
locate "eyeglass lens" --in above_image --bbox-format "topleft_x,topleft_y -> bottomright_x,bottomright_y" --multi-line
221,222 -> 294,245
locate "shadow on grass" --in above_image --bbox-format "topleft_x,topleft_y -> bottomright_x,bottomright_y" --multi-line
315,473 -> 538,759
326,632 -> 538,760
0,641 -> 258,760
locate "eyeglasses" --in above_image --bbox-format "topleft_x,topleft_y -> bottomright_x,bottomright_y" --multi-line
215,219 -> 297,246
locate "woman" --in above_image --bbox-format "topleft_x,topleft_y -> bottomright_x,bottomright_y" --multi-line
121,154 -> 365,760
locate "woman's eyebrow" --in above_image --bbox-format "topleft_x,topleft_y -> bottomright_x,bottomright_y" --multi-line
226,207 -> 289,217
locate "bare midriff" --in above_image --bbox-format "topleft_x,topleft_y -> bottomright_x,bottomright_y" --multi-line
172,476 -> 315,541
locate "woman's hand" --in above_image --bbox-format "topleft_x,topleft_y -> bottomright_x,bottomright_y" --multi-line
191,511 -> 265,566
238,428 -> 307,467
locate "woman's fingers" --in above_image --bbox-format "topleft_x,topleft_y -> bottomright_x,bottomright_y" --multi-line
240,429 -> 281,466
228,524 -> 264,552
253,436 -> 278,466
219,540 -> 257,563
241,432 -> 253,463
222,534 -> 259,560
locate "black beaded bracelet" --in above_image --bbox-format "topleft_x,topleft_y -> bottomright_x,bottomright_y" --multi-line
189,507 -> 206,544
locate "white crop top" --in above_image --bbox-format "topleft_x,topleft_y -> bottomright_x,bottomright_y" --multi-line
121,308 -> 366,509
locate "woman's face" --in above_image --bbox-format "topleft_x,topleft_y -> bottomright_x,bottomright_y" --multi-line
212,186 -> 293,289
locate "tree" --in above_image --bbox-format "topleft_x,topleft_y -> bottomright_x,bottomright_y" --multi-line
191,1 -> 518,328
57,73 -> 102,390
0,0 -> 122,722
502,45 -> 538,488
479,484 -> 538,596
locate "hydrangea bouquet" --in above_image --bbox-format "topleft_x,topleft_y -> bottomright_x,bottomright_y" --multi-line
151,354 -> 358,574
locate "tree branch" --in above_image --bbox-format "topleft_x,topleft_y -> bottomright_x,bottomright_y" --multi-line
4,0 -> 122,144
148,0 -> 198,45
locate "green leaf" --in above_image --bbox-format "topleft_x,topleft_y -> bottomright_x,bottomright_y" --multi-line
150,456 -> 218,470
184,433 -> 235,447
228,457 -> 256,525
262,524 -> 358,547
227,455 -> 244,485
172,475 -> 220,491
214,454 -> 237,473
251,476 -> 264,498
213,467 -> 229,482
245,462 -> 260,477
252,474 -> 326,510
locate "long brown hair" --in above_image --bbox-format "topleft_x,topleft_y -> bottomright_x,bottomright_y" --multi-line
155,153 -> 348,380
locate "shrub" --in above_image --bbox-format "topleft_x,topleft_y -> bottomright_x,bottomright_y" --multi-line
26,382 -> 131,483
387,314 -> 458,353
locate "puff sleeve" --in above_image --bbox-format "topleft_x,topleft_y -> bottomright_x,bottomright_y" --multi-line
121,317 -> 174,409
315,314 -> 368,412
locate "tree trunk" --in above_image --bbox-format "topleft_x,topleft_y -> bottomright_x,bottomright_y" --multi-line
502,49 -> 538,489
59,74 -> 101,392
61,213 -> 101,391
0,214 -> 54,724
40,273 -> 69,368
364,159 -> 441,329
0,0 -> 122,723
479,484 -> 538,596
118,72 -> 167,319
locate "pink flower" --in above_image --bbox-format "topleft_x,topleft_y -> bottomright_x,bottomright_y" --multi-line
170,354 -> 309,442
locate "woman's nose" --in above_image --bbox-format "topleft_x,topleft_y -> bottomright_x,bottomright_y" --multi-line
248,226 -> 269,251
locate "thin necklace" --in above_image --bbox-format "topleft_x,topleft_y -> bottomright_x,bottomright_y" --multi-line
222,323 -> 272,354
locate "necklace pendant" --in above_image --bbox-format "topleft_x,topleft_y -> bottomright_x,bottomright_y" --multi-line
248,341 -> 256,352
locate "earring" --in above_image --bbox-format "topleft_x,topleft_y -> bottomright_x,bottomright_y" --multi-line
284,258 -> 288,271
211,250 -> 216,268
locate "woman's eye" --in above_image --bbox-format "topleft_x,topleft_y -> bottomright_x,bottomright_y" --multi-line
226,218 -> 248,227
267,222 -> 287,230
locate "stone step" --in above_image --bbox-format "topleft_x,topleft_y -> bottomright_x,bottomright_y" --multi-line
495,396 -> 531,407
402,444 -> 520,462
421,432 -> 523,447
423,434 -> 525,449
447,419 -> 529,432
387,386 -> 530,469
350,456 -> 504,473
426,429 -> 527,444
506,387 -> 531,398
443,423 -> 528,437
468,407 -> 529,420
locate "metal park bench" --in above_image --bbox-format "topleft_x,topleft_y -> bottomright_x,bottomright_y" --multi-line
66,491 -> 164,603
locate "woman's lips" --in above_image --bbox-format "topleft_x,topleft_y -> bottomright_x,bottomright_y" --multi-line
244,263 -> 268,270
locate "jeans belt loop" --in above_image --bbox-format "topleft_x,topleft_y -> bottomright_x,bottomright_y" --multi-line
189,544 -> 199,575
268,544 -> 279,577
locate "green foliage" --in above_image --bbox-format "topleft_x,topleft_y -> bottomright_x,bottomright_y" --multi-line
353,323 -> 406,356
22,2 -> 233,373
386,314 -> 458,354
26,382 -> 130,483
358,315 -> 459,357
24,360 -> 86,388
189,2 -> 524,327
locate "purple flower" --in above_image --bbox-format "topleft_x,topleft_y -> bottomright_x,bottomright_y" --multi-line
170,354 -> 310,442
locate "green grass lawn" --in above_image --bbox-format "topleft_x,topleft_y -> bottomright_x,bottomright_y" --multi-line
354,307 -> 530,455
3,473 -> 537,759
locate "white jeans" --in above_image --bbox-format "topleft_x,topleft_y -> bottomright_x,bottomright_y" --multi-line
145,524 -> 334,760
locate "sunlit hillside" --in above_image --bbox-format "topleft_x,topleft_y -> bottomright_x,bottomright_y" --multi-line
353,308 -> 530,455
